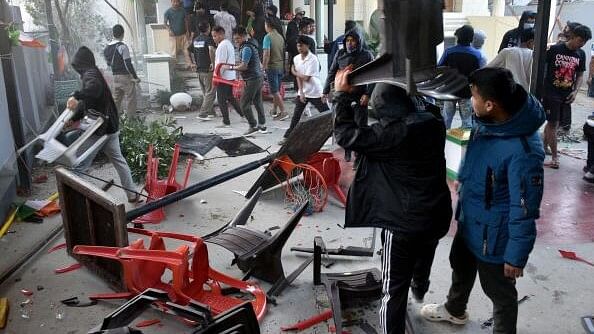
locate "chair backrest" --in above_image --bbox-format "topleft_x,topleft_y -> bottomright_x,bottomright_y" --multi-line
199,302 -> 261,334
17,109 -> 73,155
267,201 -> 308,253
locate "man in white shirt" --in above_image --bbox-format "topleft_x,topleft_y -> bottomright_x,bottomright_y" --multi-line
213,2 -> 236,41
488,28 -> 534,91
279,36 -> 329,145
212,25 -> 243,127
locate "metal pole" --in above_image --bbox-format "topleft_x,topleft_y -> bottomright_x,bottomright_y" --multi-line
327,0 -> 333,42
530,0 -> 551,99
126,155 -> 273,221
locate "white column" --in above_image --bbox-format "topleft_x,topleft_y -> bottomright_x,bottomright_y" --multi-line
549,0 -> 557,39
117,0 -> 139,55
156,0 -> 170,24
492,0 -> 505,17
461,0 -> 489,16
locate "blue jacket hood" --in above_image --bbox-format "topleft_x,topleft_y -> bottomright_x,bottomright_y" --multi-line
475,88 -> 545,138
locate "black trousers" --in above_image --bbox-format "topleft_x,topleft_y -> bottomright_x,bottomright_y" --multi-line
380,229 -> 439,334
559,104 -> 572,131
584,123 -> 594,173
283,96 -> 329,138
216,84 -> 242,125
445,231 -> 518,334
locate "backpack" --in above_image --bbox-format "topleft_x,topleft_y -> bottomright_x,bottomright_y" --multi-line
103,42 -> 123,67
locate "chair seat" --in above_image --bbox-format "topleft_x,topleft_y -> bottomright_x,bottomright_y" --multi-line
205,226 -> 269,259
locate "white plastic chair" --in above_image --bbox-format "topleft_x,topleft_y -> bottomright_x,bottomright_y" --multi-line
17,108 -> 108,167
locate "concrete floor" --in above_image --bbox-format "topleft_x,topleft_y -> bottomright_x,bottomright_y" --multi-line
1,79 -> 593,333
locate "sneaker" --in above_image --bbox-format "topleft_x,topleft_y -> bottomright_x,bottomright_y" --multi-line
420,303 -> 469,325
216,123 -> 231,128
273,111 -> 289,120
207,114 -> 216,118
544,160 -> 560,169
243,127 -> 259,136
269,109 -> 278,117
278,138 -> 287,145
197,115 -> 211,121
258,125 -> 268,134
584,172 -> 594,183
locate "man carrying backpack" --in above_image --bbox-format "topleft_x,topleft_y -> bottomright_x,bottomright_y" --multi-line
104,24 -> 139,118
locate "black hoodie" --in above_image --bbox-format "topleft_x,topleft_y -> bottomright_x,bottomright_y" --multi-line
333,83 -> 452,236
71,46 -> 119,134
323,29 -> 374,97
498,10 -> 537,52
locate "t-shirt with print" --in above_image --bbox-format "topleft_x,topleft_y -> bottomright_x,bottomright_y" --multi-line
263,30 -> 284,70
215,39 -> 237,81
164,7 -> 187,36
293,52 -> 322,98
545,43 -> 586,102
190,34 -> 215,72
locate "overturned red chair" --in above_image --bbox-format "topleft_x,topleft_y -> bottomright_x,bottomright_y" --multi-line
133,144 -> 193,225
73,229 -> 267,320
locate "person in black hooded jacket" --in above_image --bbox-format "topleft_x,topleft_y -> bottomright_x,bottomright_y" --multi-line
333,67 -> 452,334
324,29 -> 374,165
66,46 -> 139,203
498,10 -> 537,52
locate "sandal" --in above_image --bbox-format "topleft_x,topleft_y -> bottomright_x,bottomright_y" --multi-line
544,160 -> 560,169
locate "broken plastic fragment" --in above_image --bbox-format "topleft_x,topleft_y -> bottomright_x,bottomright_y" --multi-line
135,319 -> 161,327
54,263 -> 82,274
55,308 -> 65,320
20,289 -> 33,296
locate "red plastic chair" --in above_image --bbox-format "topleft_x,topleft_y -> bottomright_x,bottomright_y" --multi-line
74,229 -> 169,300
306,152 -> 347,206
74,229 -> 267,320
157,143 -> 193,195
134,147 -> 166,224
133,144 -> 193,224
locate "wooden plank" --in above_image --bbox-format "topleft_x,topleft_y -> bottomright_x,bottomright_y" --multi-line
56,167 -> 128,290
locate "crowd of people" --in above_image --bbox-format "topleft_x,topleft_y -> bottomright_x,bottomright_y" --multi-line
61,3 -> 594,333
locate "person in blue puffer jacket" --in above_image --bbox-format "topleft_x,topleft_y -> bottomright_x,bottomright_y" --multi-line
421,67 -> 545,334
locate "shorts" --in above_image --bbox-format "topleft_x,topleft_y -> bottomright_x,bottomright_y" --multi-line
543,97 -> 570,123
266,68 -> 284,94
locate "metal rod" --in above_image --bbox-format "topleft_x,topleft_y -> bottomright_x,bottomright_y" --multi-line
126,155 -> 273,221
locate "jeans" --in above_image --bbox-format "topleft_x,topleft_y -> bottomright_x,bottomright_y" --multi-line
112,74 -> 137,118
284,96 -> 329,138
241,76 -> 266,128
444,231 -> 518,334
380,229 -> 440,334
197,71 -> 216,116
74,131 -> 136,200
216,83 -> 242,125
442,99 -> 473,129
